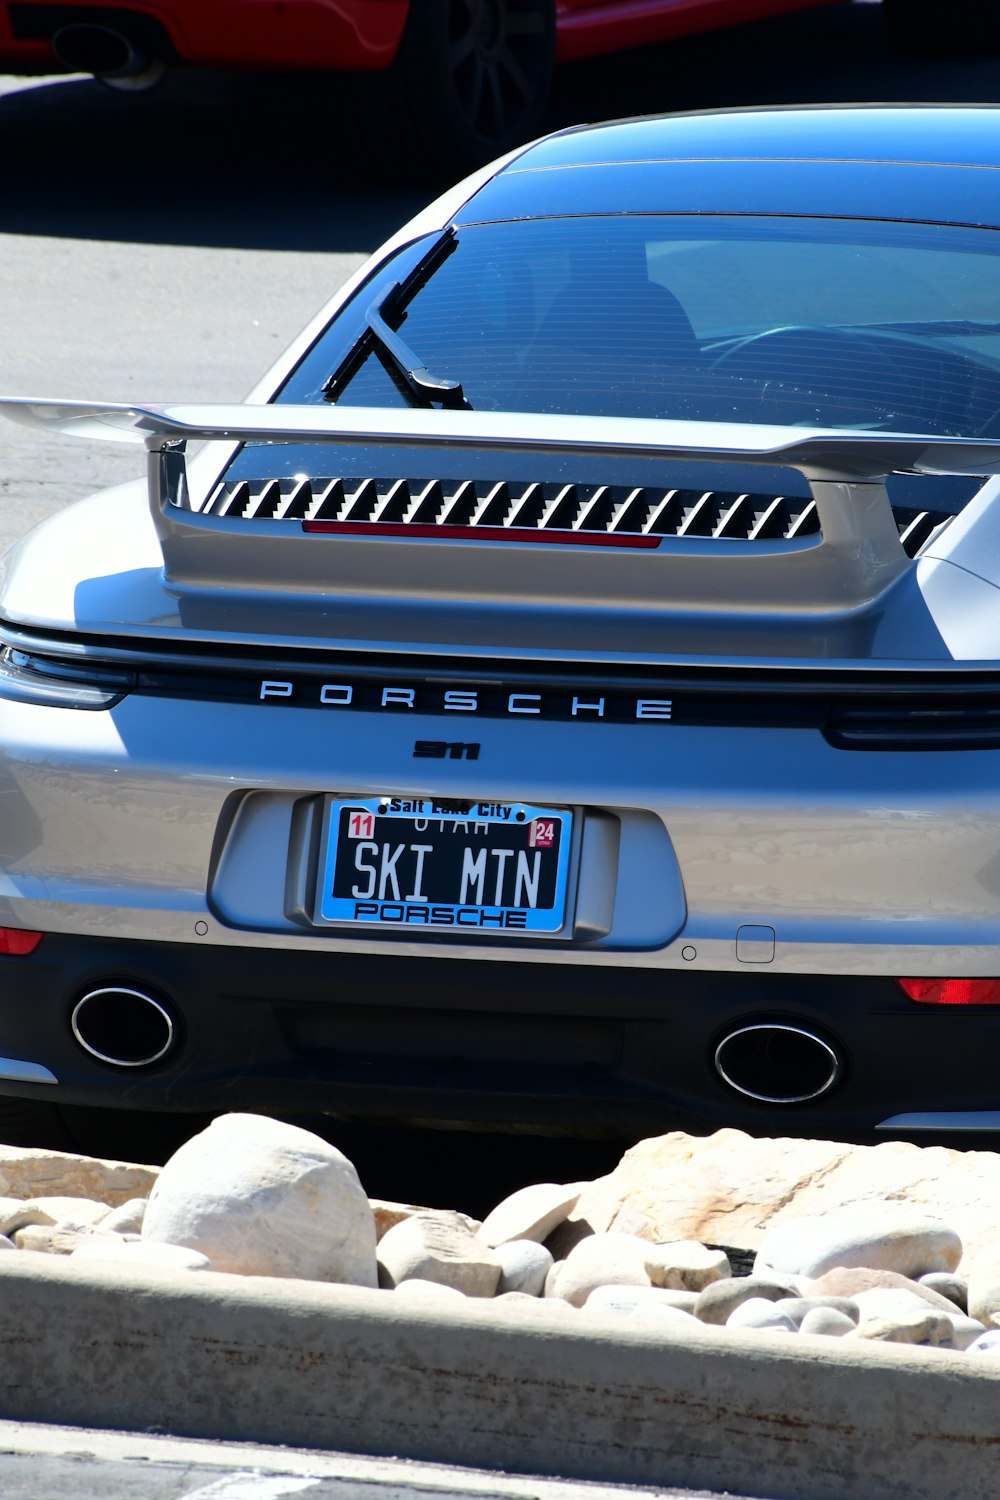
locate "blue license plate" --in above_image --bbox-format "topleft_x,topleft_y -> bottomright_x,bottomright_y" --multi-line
320,796 -> 572,934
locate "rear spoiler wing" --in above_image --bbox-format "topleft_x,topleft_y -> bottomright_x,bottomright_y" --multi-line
3,398 -> 1000,614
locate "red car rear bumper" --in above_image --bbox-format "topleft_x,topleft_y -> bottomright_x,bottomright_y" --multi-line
0,0 -> 408,74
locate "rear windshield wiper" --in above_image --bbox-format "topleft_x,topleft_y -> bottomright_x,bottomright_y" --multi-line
363,281 -> 471,410
324,228 -> 470,411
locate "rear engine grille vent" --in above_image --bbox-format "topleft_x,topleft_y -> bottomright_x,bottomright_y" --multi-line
205,476 -> 820,541
203,476 -> 952,554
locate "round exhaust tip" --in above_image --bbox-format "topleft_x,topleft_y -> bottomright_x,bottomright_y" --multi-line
714,1022 -> 841,1104
53,24 -> 138,75
52,24 -> 167,89
71,986 -> 175,1068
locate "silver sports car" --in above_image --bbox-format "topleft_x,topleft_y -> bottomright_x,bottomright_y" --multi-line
4,105 -> 1000,1144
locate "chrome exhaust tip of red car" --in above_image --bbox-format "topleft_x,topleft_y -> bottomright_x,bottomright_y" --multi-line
52,25 -> 167,90
71,986 -> 176,1069
713,1022 -> 842,1105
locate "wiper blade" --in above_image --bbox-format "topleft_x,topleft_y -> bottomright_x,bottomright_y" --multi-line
364,282 -> 471,411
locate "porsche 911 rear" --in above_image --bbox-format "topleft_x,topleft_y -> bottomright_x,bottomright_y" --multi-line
5,106 -> 1000,1142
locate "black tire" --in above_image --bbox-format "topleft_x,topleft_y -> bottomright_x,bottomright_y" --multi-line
351,0 -> 556,182
883,0 -> 1000,52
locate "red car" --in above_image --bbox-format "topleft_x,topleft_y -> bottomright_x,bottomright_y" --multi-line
0,1 -> 985,170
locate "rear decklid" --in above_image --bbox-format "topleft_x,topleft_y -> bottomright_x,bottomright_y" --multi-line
1,398 -> 998,661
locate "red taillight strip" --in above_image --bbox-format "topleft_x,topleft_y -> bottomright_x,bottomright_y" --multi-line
301,520 -> 661,548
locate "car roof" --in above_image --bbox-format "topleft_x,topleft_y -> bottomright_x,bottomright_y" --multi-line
454,106 -> 1000,231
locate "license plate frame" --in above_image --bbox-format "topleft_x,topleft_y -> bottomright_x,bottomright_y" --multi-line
318,796 -> 573,935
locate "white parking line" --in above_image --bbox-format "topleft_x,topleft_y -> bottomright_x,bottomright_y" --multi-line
179,1475 -> 321,1500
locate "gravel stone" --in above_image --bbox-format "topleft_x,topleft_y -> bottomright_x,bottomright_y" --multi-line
583,1285 -> 698,1322
545,1232 -> 659,1306
799,1307 -> 857,1338
694,1274 -> 802,1325
495,1238 -> 553,1296
99,1199 -> 148,1236
850,1308 -> 955,1346
807,1266 -> 959,1311
142,1113 -> 378,1285
71,1239 -> 211,1272
755,1210 -> 962,1281
774,1296 -> 860,1328
390,1278 -> 467,1304
644,1240 -> 730,1292
480,1183 -> 581,1247
377,1211 -> 501,1297
727,1297 -> 798,1333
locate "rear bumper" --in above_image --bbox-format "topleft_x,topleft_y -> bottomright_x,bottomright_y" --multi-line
1,930 -> 997,1138
0,1 -> 407,73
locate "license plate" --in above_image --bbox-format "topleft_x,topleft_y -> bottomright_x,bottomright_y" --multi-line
319,796 -> 572,934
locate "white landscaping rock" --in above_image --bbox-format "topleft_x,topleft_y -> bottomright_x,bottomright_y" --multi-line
774,1296 -> 859,1329
965,1261 -> 1000,1328
545,1232 -> 658,1307
644,1240 -> 730,1293
799,1307 -> 857,1338
14,1224 -> 134,1255
377,1210 -> 501,1297
71,1239 -> 211,1272
754,1209 -> 961,1281
390,1278 -> 468,1304
967,1329 -> 1000,1355
727,1298 -> 798,1333
581,1278 -> 701,1326
948,1314 -> 988,1351
694,1274 -> 802,1325
480,1182 -> 581,1247
99,1199 -> 148,1236
918,1271 -> 967,1312
495,1238 -> 553,1296
565,1129 -> 1000,1285
141,1113 -> 377,1285
0,1197 -> 109,1236
853,1287 -> 952,1324
850,1307 -> 955,1346
0,1147 -> 158,1206
583,1285 -> 698,1320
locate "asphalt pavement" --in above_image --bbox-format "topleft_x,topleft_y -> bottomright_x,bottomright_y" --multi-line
0,1421 -> 764,1500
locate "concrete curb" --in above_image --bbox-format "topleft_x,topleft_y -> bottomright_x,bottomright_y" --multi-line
0,1251 -> 996,1500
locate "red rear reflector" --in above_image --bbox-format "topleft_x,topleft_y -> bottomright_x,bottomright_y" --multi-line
897,977 -> 1000,1005
0,927 -> 42,956
301,520 -> 661,548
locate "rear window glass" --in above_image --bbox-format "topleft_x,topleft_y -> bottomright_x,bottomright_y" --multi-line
281,216 -> 1000,437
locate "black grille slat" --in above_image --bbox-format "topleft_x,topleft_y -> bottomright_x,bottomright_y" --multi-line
506,482 -> 548,528
610,488 -> 650,533
476,482 -> 512,527
375,480 -> 411,523
246,480 -> 283,520
439,480 -> 479,525
544,484 -> 581,529
311,479 -> 346,520
408,480 -> 446,524
342,478 -> 379,522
